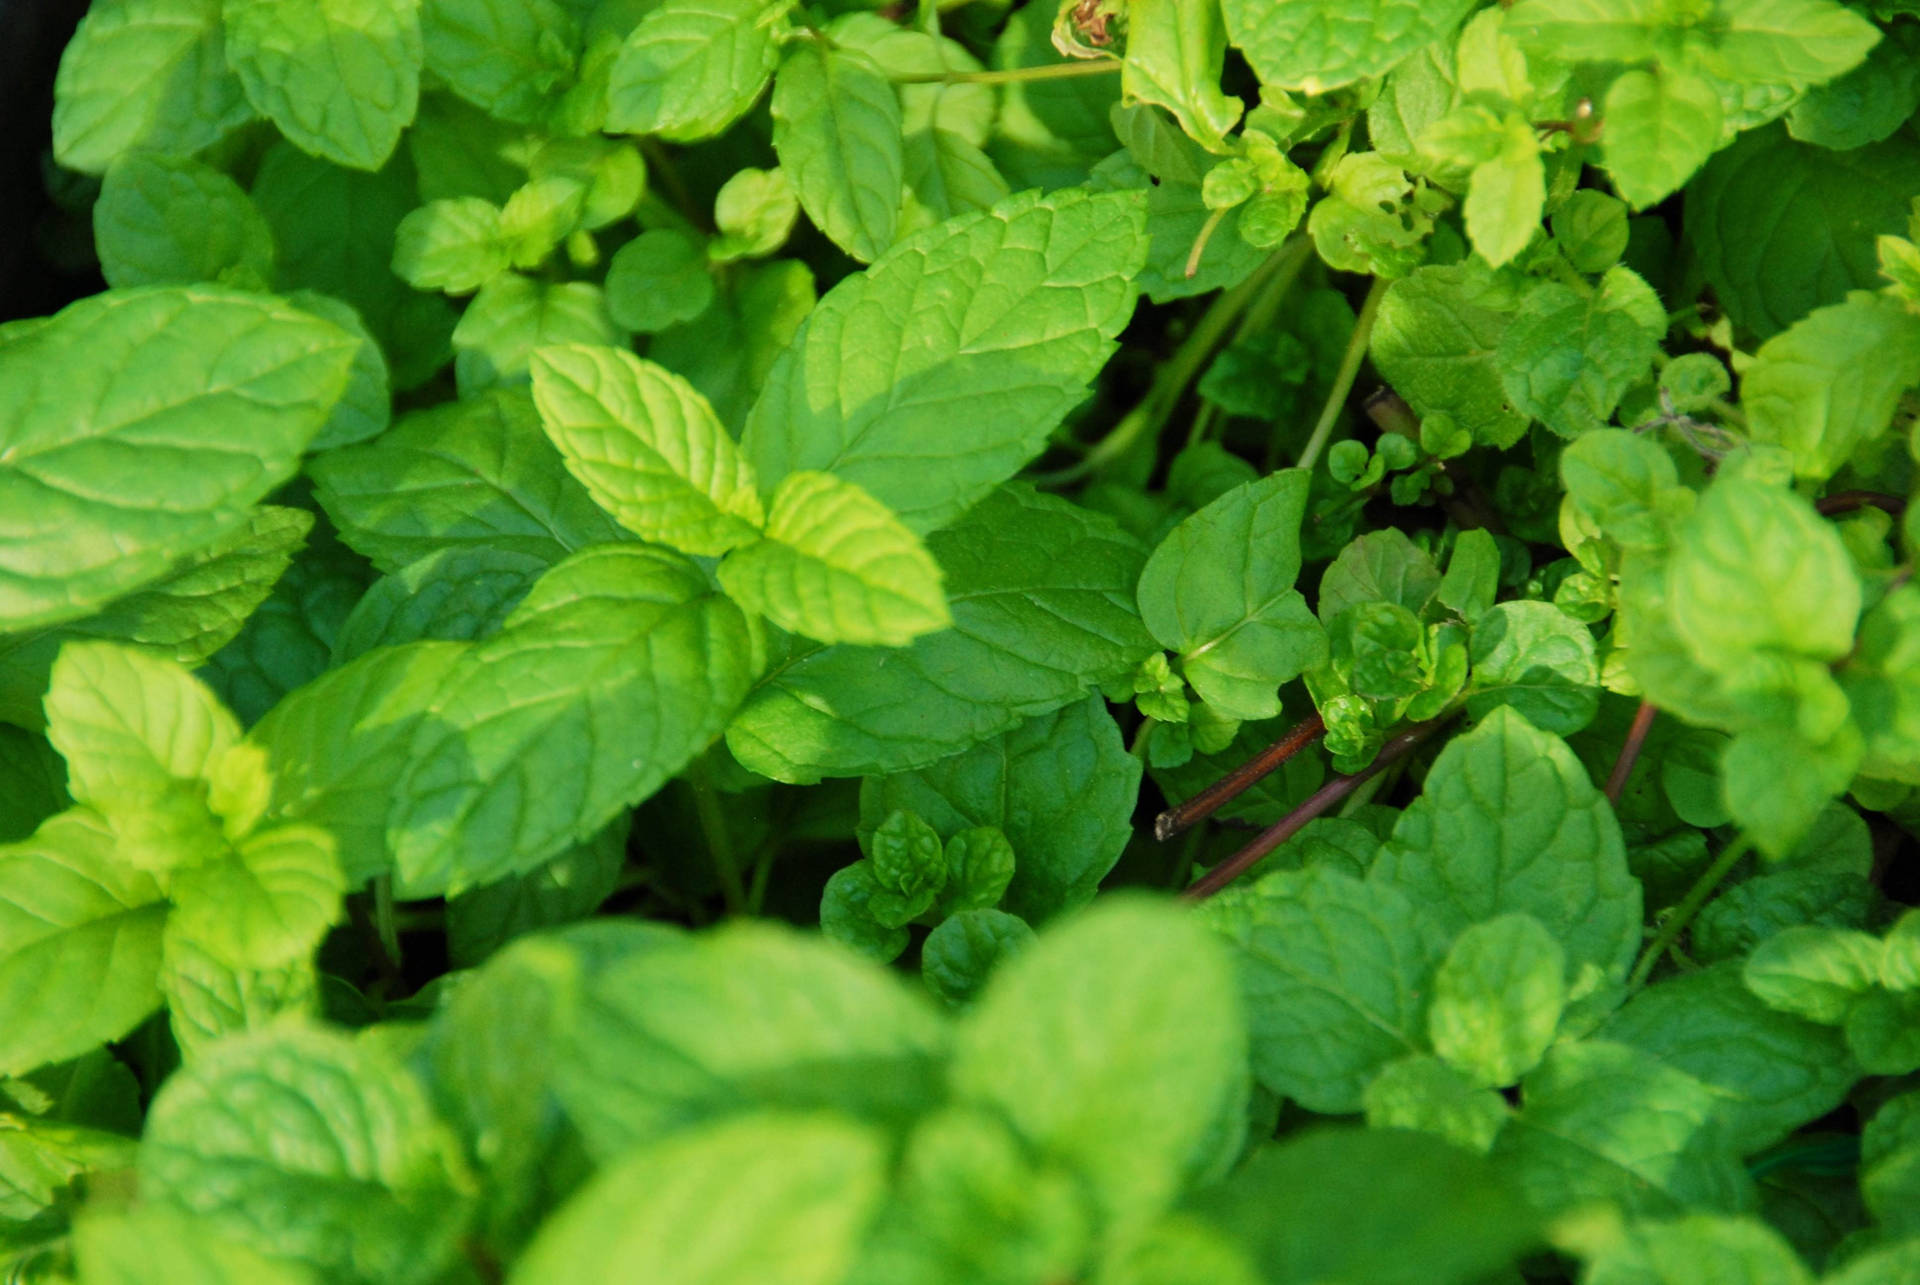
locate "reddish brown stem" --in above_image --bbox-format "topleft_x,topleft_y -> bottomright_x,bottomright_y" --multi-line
1155,713 -> 1327,841
1816,491 -> 1906,517
1181,718 -> 1447,901
1605,700 -> 1659,805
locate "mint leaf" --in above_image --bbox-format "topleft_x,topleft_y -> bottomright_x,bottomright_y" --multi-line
444,815 -> 627,967
0,810 -> 166,1076
1743,925 -> 1883,1024
420,0 -> 578,126
648,258 -> 817,429
94,153 -> 275,289
604,0 -> 782,141
1502,0 -> 1663,63
530,344 -> 764,556
951,897 -> 1246,1228
1121,0 -> 1241,152
392,197 -> 509,294
1372,707 -> 1642,983
1694,0 -> 1878,88
1464,600 -> 1602,735
50,0 -> 254,174
1221,0 -> 1477,94
291,291 -> 392,449
1495,270 -> 1664,439
1363,1054 -> 1511,1153
0,287 -> 355,632
742,188 -> 1148,534
1370,263 -> 1527,449
604,229 -> 715,333
718,472 -> 949,647
727,486 -> 1154,782
312,388 -> 626,573
222,0 -> 423,171
1137,471 -> 1328,722
1317,528 -> 1442,624
333,548 -> 544,662
922,909 -> 1035,1007
510,1113 -> 886,1285
1601,68 -> 1725,210
1428,913 -> 1567,1089
1742,290 -> 1920,480
138,1025 -> 473,1285
167,824 -> 345,970
1787,27 -> 1920,151
158,929 -> 318,1061
1580,1215 -> 1813,1285
452,275 -> 624,394
771,45 -> 904,264
553,921 -> 946,1156
74,1206 -> 319,1285
1214,866 -> 1450,1113
860,695 -> 1141,923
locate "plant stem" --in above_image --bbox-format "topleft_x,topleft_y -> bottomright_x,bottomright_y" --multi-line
1627,834 -> 1755,990
1295,275 -> 1389,473
1604,700 -> 1659,804
1185,206 -> 1230,279
1181,717 -> 1448,900
890,59 -> 1120,85
1817,490 -> 1907,518
690,773 -> 746,915
1034,240 -> 1307,486
1155,712 -> 1326,840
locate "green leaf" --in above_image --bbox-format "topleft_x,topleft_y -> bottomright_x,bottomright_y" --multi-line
389,545 -> 761,895
157,929 -> 318,1061
742,187 -> 1148,534
1363,1054 -> 1511,1153
951,897 -> 1246,1228
902,127 -> 1013,228
74,1205 -> 320,1285
1121,0 -> 1242,152
922,909 -> 1034,1008
1214,866 -> 1450,1113
452,274 -> 624,394
1464,132 -> 1544,269
1437,527 -> 1499,621
1787,27 -> 1920,151
1370,263 -> 1527,450
1492,1040 -> 1751,1217
290,291 -> 393,450
311,387 -> 627,574
0,810 -> 166,1076
1724,727 -> 1857,860
1091,110 -> 1267,303
727,485 -> 1155,782
138,1025 -> 473,1285
444,814 -> 627,967
1465,600 -> 1602,735
419,0 -> 578,126
0,506 -> 310,732
1743,925 -> 1882,1024
392,197 -> 509,294
1580,1214 -> 1814,1285
510,1113 -> 887,1285
529,344 -> 763,556
222,0 -> 422,171
0,287 -> 355,632
1686,126 -> 1920,339
647,258 -> 816,429
1560,427 -> 1682,554
0,727 -> 67,844
1372,707 -> 1642,982
1429,913 -> 1567,1089
605,0 -> 782,140
603,229 -> 715,333
1601,68 -> 1724,210
1691,0 -> 1878,89
1502,0 -> 1663,63
1742,291 -> 1920,481
820,862 -> 910,963
1496,270 -> 1665,439
1863,1090 -> 1920,1236
554,921 -> 947,1157
1137,471 -> 1328,722
45,642 -> 240,815
1599,963 -> 1858,1155
50,0 -> 254,174
860,696 -> 1141,924
717,472 -> 950,647
94,153 -> 275,289
167,825 -> 345,970
1221,0 -> 1477,94
771,45 -> 904,264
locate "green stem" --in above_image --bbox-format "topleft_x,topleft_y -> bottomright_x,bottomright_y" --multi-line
1295,275 -> 1389,473
372,875 -> 401,973
1627,834 -> 1755,990
1710,397 -> 1748,428
746,845 -> 776,917
890,59 -> 1120,85
1184,206 -> 1230,280
1129,716 -> 1158,760
690,774 -> 747,915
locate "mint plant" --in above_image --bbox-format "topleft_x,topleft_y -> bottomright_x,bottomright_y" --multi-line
2,0 -> 1920,1279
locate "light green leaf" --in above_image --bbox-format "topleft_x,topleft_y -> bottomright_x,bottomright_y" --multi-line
222,0 -> 422,171
530,344 -> 764,556
392,197 -> 509,294
742,188 -> 1148,534
1121,0 -> 1241,152
0,810 -> 167,1077
1693,0 -> 1878,89
1215,866 -> 1448,1113
332,547 -> 545,663
603,228 -> 715,333
452,274 -> 624,394
510,1113 -> 887,1285
50,0 -> 254,174
1724,727 -> 1857,860
1502,0 -> 1664,63
75,1205 -> 320,1285
1599,963 -> 1858,1155
1560,427 -> 1683,554
771,44 -> 904,264
311,387 -> 627,574
1437,527 -> 1500,621
289,291 -> 392,450
94,153 -> 275,289
1363,1054 -> 1511,1153
167,825 -> 345,970
1091,109 -> 1266,303
1602,68 -> 1724,210
0,286 -> 355,632
419,0 -> 578,126
952,897 -> 1246,1227
1370,262 -> 1527,450
1492,1040 -> 1750,1217
1743,290 -> 1920,481
1221,0 -> 1477,94
1580,1214 -> 1813,1285
158,928 -> 318,1061
1372,707 -> 1642,982
647,258 -> 817,429
726,486 -> 1155,782
1465,135 -> 1544,269
554,921 -> 947,1157
718,471 -> 948,647
1465,600 -> 1602,735
712,167 -> 799,261
1137,471 -> 1327,722
1429,914 -> 1566,1089
1743,925 -> 1883,1024
605,0 -> 782,141
902,128 -> 1012,227
139,1025 -> 473,1285
45,641 -> 240,812
1496,270 -> 1665,438
860,695 -> 1141,924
